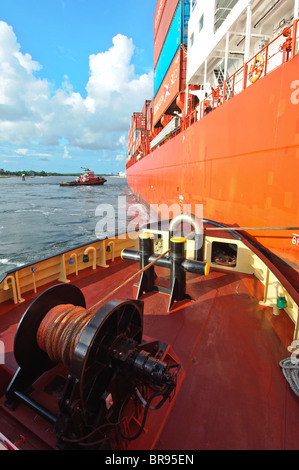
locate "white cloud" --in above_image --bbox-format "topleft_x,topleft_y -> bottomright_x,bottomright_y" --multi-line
33,152 -> 52,157
62,146 -> 72,159
115,154 -> 124,161
15,148 -> 28,155
118,135 -> 127,147
0,22 -> 153,157
87,34 -> 135,96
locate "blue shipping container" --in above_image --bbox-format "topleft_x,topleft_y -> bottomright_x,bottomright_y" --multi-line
182,0 -> 190,44
154,0 -> 190,97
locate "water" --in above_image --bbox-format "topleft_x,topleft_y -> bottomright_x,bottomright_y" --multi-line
0,176 -> 149,276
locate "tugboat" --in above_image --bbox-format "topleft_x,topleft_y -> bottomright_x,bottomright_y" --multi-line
1,214 -> 299,451
60,168 -> 107,186
1,0 -> 299,453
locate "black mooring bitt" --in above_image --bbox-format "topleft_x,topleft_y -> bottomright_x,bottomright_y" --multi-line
138,233 -> 156,294
122,234 -> 210,311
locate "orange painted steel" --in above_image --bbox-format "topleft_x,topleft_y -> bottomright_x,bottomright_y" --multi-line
127,45 -> 299,284
154,0 -> 167,39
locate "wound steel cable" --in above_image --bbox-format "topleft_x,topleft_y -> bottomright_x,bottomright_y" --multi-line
37,304 -> 91,366
37,249 -> 171,366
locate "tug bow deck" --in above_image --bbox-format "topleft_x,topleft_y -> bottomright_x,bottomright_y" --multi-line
0,225 -> 298,450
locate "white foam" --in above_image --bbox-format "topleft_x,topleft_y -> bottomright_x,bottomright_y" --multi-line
0,259 -> 9,265
15,262 -> 25,268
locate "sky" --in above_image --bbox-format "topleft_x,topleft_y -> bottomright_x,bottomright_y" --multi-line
0,0 -> 156,174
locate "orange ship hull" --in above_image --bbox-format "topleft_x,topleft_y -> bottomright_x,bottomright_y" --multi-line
127,54 -> 299,288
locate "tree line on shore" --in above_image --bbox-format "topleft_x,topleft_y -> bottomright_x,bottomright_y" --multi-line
0,169 -> 78,177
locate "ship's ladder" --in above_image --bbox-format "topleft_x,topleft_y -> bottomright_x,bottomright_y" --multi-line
214,68 -> 233,100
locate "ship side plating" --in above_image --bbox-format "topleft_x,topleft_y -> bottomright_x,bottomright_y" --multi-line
126,0 -> 299,289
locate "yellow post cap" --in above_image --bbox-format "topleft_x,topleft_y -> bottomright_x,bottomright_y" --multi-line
139,232 -> 154,239
170,236 -> 186,243
205,262 -> 210,276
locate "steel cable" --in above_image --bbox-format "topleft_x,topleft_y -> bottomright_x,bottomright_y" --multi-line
279,358 -> 299,396
36,249 -> 171,366
37,304 -> 92,366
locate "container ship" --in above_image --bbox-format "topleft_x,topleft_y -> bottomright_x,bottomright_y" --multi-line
126,0 -> 299,292
1,0 -> 299,452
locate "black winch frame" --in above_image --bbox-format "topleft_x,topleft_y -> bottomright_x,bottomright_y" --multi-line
5,284 -> 180,449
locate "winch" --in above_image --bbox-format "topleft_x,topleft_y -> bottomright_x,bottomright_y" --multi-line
5,284 -> 180,450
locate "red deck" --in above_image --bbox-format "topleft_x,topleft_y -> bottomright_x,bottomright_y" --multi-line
0,253 -> 298,450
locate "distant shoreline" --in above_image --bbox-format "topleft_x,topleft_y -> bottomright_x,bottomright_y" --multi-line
0,173 -> 115,178
0,172 -> 77,177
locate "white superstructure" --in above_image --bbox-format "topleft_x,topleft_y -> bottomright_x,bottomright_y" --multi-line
187,0 -> 298,97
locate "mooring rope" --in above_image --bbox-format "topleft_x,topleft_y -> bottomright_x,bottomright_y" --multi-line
279,358 -> 299,396
205,226 -> 299,232
84,248 -> 170,315
37,249 -> 171,366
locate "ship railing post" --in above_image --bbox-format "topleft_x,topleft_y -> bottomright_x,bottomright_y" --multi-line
293,307 -> 299,343
264,45 -> 268,77
70,253 -> 78,276
58,253 -> 71,283
224,32 -> 229,95
292,19 -> 298,59
3,275 -> 18,304
106,241 -> 115,263
32,267 -> 37,293
223,80 -> 227,104
84,246 -> 97,270
243,63 -> 248,90
14,271 -> 25,303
